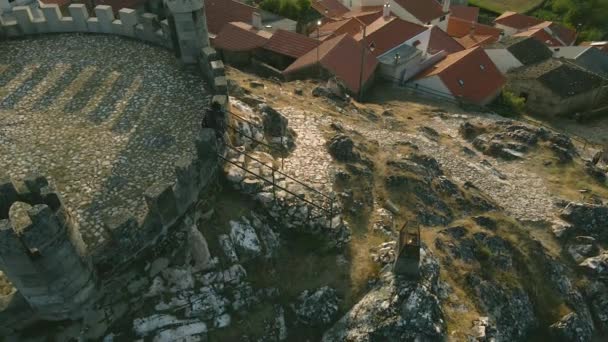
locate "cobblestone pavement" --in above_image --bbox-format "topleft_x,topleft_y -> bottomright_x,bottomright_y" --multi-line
278,107 -> 335,196
342,113 -> 556,223
0,34 -> 211,249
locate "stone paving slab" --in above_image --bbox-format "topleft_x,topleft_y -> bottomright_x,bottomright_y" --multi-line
0,34 -> 211,249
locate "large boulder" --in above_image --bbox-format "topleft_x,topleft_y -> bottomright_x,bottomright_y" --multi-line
229,219 -> 262,261
292,286 -> 340,327
579,252 -> 608,277
549,312 -> 594,342
322,247 -> 446,342
258,104 -> 289,137
560,202 -> 608,242
328,135 -> 360,163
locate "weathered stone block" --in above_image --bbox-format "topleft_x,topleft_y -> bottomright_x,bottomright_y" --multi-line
68,4 -> 88,31
118,8 -> 137,36
39,4 -> 63,32
213,76 -> 228,95
86,17 -> 100,33
94,5 -> 114,33
211,60 -> 225,77
144,182 -> 178,226
12,6 -> 35,34
212,95 -> 229,111
196,128 -> 218,160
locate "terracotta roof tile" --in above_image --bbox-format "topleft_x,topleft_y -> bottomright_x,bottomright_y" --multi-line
342,7 -> 384,25
493,11 -> 543,30
353,16 -> 427,56
313,17 -> 363,41
392,0 -> 445,23
513,23 -> 570,47
417,47 -> 506,104
264,30 -> 320,58
449,5 -> 479,22
311,0 -> 349,18
428,26 -> 464,54
284,34 -> 378,93
447,15 -> 502,39
455,34 -> 495,49
581,41 -> 608,54
205,0 -> 257,35
213,22 -> 272,52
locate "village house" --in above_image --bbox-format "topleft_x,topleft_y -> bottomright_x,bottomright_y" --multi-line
581,41 -> 608,54
387,0 -> 450,31
427,26 -> 464,54
410,46 -> 505,105
552,46 -> 608,78
447,15 -> 503,49
484,36 -> 552,73
312,17 -> 364,41
259,29 -> 320,70
353,10 -> 428,57
377,41 -> 445,84
493,11 -> 576,47
283,33 -> 378,96
213,19 -> 273,66
506,58 -> 608,116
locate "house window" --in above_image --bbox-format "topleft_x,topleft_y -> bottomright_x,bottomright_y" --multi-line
440,16 -> 446,22
554,48 -> 560,52
458,79 -> 464,86
480,64 -> 485,70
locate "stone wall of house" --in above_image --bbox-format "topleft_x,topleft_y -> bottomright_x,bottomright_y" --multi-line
0,175 -> 97,321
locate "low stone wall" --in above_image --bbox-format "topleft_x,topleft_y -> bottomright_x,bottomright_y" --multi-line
0,3 -> 172,48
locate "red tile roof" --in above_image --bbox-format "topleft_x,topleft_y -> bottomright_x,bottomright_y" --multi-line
392,0 -> 445,23
284,34 -> 378,93
493,11 -> 544,30
311,0 -> 349,18
513,22 -> 576,47
417,47 -> 506,104
213,22 -> 272,52
353,16 -> 426,57
205,0 -> 258,35
314,17 -> 364,41
264,29 -> 320,58
342,7 -> 384,25
428,26 -> 464,54
447,16 -> 502,40
455,34 -> 494,49
449,5 -> 479,23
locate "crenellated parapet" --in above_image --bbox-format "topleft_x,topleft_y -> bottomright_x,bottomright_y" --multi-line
0,175 -> 97,321
0,3 -> 172,48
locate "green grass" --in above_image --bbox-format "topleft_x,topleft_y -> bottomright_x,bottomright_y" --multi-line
469,0 -> 544,14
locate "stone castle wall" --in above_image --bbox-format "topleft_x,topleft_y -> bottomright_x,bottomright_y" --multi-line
0,0 -> 231,324
0,175 -> 97,320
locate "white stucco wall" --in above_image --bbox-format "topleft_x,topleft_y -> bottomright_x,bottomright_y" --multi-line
404,27 -> 432,55
485,49 -> 523,73
410,75 -> 454,98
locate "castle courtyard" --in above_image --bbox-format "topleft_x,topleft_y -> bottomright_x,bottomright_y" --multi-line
0,34 -> 211,249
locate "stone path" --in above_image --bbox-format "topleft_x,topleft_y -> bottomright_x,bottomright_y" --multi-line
0,34 -> 211,249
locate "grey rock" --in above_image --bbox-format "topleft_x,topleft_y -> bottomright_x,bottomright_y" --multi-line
550,312 -> 593,342
292,286 -> 340,327
229,219 -> 262,261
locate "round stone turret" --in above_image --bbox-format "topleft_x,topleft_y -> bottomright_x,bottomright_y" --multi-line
0,175 -> 97,320
165,0 -> 210,63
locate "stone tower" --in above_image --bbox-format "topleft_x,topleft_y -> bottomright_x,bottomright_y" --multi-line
0,175 -> 97,320
165,0 -> 210,64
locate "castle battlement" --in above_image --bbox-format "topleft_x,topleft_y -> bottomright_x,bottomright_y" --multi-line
0,175 -> 97,321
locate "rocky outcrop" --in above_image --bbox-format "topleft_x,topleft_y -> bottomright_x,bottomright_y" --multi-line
549,312 -> 594,342
229,218 -> 263,262
560,202 -> 608,242
322,247 -> 446,342
292,286 -> 340,327
328,135 -> 360,163
579,252 -> 608,277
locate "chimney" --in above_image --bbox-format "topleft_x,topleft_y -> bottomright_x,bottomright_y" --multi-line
443,0 -> 450,13
383,3 -> 390,18
252,12 -> 262,30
